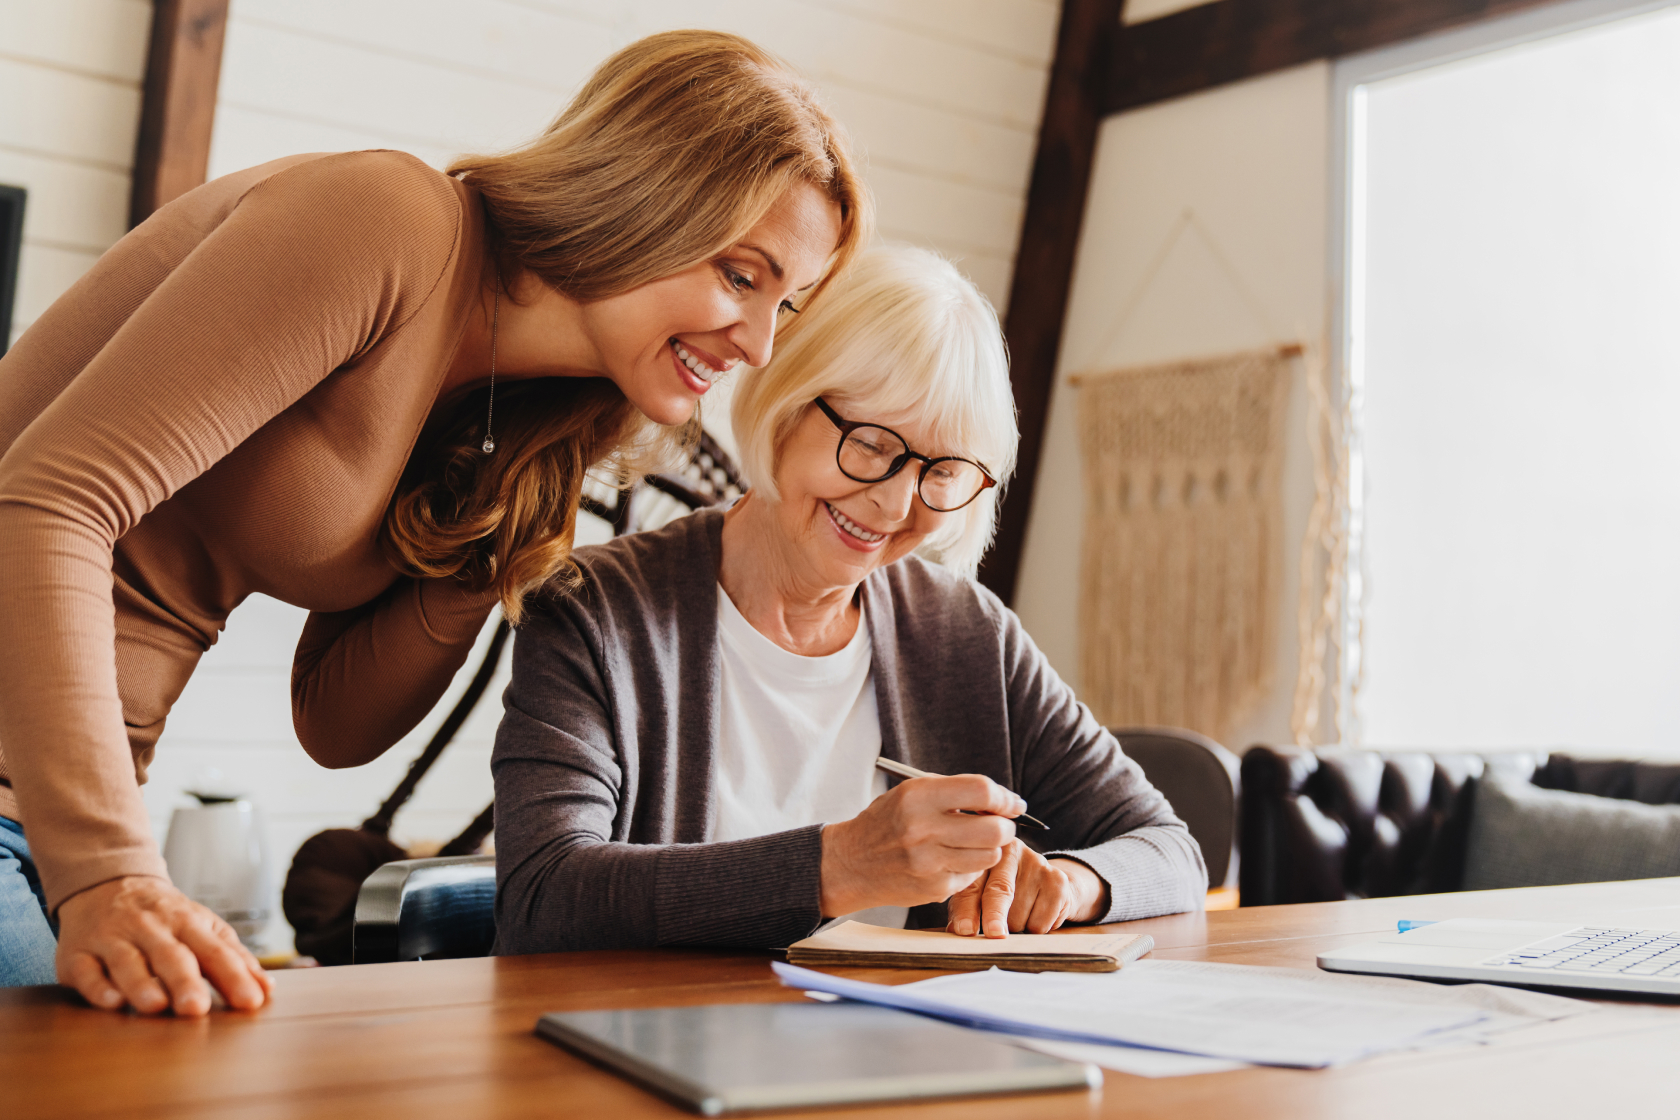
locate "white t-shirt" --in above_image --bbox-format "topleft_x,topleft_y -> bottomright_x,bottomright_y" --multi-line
712,586 -> 906,929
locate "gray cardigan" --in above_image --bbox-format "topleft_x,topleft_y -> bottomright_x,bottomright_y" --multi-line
491,509 -> 1206,955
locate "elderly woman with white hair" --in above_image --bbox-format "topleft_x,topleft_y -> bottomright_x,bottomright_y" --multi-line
491,246 -> 1206,954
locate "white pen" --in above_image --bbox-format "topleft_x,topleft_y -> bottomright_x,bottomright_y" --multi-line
874,757 -> 1050,830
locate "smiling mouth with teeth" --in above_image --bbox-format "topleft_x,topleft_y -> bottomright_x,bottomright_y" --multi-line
826,502 -> 885,543
672,340 -> 728,383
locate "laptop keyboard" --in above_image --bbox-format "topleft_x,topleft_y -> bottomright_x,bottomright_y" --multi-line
1484,927 -> 1680,977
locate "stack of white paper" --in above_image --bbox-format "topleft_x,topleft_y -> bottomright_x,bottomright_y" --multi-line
773,958 -> 1591,1070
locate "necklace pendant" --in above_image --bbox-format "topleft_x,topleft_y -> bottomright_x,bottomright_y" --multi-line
482,437 -> 496,454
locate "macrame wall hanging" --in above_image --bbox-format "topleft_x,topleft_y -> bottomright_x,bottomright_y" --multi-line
1074,347 -> 1292,742
1069,208 -> 1353,745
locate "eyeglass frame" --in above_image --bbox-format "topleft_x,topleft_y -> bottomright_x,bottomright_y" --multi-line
813,397 -> 998,513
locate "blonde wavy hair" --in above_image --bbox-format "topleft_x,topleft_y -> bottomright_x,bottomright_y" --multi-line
384,30 -> 873,622
730,245 -> 1018,578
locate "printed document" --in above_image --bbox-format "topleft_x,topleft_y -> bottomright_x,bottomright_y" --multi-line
774,958 -> 1590,1069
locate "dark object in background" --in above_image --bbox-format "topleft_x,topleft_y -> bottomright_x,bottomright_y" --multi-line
1,184 -> 25,354
1238,745 -> 1680,906
282,619 -> 510,965
283,827 -> 406,965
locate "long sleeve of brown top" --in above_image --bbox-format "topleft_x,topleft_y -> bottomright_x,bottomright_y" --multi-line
0,151 -> 501,911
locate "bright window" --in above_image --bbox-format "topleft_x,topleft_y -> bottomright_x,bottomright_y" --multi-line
1342,1 -> 1680,753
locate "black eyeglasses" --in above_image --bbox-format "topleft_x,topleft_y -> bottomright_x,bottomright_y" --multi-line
814,397 -> 997,513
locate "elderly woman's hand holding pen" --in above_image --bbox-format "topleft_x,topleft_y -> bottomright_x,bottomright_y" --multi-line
818,773 -> 1023,918
818,770 -> 1110,938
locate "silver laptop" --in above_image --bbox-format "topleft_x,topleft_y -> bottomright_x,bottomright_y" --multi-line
1318,919 -> 1680,995
535,1002 -> 1096,1115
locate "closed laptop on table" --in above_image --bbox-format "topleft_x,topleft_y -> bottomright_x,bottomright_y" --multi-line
535,1001 -> 1097,1116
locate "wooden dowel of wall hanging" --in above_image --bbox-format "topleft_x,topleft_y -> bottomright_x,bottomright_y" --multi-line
1068,341 -> 1305,386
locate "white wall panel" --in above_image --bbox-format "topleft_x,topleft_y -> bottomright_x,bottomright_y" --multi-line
0,59 -> 142,168
633,0 -> 1048,128
819,83 -> 1037,193
234,0 -> 615,88
214,22 -> 561,158
819,0 -> 1059,59
869,165 -> 1021,255
0,0 -> 151,81
0,149 -> 128,252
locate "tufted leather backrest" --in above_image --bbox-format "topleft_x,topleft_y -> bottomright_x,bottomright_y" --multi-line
1236,746 -> 1680,906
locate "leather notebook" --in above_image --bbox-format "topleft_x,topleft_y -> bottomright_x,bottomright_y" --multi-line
786,920 -> 1154,973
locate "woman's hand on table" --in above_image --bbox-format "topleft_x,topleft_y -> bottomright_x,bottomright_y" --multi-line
55,875 -> 273,1016
945,843 -> 1109,938
819,774 -> 1023,917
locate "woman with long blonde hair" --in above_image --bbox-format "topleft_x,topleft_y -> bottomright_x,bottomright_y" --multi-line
0,30 -> 869,1013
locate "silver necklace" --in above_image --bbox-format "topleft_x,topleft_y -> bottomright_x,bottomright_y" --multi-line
482,287 -> 499,454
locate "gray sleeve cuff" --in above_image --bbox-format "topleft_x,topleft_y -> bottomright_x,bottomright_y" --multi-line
654,823 -> 828,948
1048,824 -> 1208,924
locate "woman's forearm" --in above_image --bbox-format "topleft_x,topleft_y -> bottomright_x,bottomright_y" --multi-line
0,505 -> 169,910
291,578 -> 498,767
494,826 -> 828,955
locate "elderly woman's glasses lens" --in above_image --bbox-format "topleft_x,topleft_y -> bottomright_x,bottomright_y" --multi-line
814,398 -> 996,513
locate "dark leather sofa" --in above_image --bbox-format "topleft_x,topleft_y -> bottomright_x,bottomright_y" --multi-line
1238,745 -> 1680,906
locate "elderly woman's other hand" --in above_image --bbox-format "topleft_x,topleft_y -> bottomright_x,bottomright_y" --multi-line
944,844 -> 1110,938
819,775 -> 1024,917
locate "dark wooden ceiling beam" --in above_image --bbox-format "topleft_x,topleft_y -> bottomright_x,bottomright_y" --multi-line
131,0 -> 230,228
1106,0 -> 1565,115
978,0 -> 1124,606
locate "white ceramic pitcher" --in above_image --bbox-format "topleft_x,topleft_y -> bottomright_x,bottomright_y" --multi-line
162,792 -> 274,946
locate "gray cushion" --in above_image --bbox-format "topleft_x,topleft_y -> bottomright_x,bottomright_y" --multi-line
1463,777 -> 1680,891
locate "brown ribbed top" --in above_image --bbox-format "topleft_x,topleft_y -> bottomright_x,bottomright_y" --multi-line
0,151 -> 500,910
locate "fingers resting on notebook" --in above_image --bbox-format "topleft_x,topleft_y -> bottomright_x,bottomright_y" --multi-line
945,844 -> 1107,938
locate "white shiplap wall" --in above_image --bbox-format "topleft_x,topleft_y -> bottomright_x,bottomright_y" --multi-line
207,0 -> 1057,305
0,0 -> 151,348
125,0 -> 1057,950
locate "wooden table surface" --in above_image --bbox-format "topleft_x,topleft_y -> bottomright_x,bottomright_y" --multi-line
8,878 -> 1680,1119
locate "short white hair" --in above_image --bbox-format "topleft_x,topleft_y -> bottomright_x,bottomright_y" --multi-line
730,245 -> 1018,577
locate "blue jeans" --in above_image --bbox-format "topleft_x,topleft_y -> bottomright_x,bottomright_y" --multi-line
0,816 -> 58,987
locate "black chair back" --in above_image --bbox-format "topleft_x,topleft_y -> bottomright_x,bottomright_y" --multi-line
1113,726 -> 1240,888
